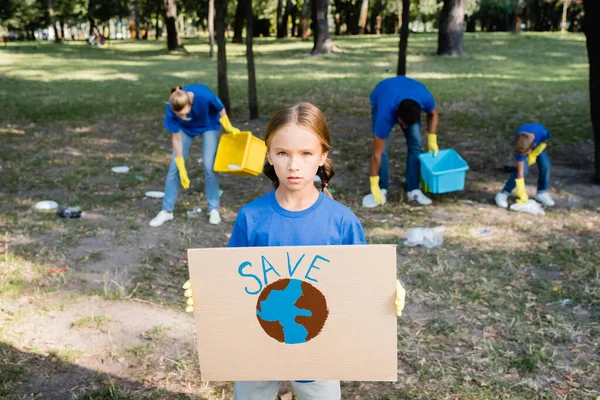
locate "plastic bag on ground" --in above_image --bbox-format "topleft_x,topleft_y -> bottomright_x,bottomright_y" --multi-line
509,200 -> 545,216
403,226 -> 446,248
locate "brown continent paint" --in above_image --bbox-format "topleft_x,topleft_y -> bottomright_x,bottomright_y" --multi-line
256,279 -> 288,342
295,281 -> 329,341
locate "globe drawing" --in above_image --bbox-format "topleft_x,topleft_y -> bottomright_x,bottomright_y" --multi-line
256,278 -> 329,344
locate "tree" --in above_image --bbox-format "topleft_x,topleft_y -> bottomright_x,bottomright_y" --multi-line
311,0 -> 338,54
232,0 -> 245,43
215,0 -> 231,113
438,0 -> 465,55
163,0 -> 179,50
47,0 -> 60,42
0,0 -> 16,23
371,0 -> 383,34
129,0 -> 140,39
87,0 -> 127,38
299,0 -> 310,39
396,0 -> 409,75
583,0 -> 600,181
208,0 -> 215,58
276,0 -> 285,37
561,0 -> 570,32
358,0 -> 368,33
245,0 -> 259,119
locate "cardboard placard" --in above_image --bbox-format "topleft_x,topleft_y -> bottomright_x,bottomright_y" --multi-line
187,244 -> 397,381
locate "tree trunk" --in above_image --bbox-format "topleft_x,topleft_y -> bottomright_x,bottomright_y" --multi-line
155,5 -> 161,39
142,0 -> 152,39
358,0 -> 369,34
291,3 -> 298,36
208,0 -> 215,58
232,0 -> 245,43
47,0 -> 60,43
395,0 -> 402,34
88,17 -> 95,36
216,0 -> 231,113
373,0 -> 383,34
56,20 -> 64,40
178,13 -> 185,37
311,0 -> 337,54
396,0 -> 409,75
514,0 -> 523,32
281,0 -> 294,37
277,0 -> 286,38
129,0 -> 140,39
437,0 -> 465,56
245,0 -> 259,119
561,0 -> 570,33
163,0 -> 179,50
583,0 -> 600,182
300,0 -> 310,40
334,11 -> 341,35
466,14 -> 476,32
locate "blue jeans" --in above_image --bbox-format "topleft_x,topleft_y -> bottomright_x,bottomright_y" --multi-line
162,130 -> 220,212
379,122 -> 422,192
502,149 -> 550,195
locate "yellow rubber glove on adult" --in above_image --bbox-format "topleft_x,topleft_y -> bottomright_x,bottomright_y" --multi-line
527,142 -> 547,166
220,115 -> 240,135
515,178 -> 528,204
369,176 -> 384,205
182,280 -> 194,313
175,156 -> 190,189
427,133 -> 439,157
395,280 -> 406,317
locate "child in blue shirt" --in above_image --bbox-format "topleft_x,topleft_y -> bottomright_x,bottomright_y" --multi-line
183,102 -> 406,399
495,123 -> 555,208
150,84 -> 240,228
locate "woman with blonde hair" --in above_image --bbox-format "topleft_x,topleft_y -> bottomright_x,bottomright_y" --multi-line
150,84 -> 240,227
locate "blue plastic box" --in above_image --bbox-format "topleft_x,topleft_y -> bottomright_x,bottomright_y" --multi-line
418,149 -> 469,194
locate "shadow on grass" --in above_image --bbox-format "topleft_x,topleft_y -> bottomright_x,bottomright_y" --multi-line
0,341 -> 208,400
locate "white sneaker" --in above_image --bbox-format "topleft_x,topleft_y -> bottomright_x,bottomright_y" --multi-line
535,192 -> 555,207
407,189 -> 432,206
495,192 -> 509,208
209,209 -> 221,225
149,210 -> 173,227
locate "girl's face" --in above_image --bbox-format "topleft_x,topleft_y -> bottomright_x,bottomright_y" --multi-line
267,124 -> 328,194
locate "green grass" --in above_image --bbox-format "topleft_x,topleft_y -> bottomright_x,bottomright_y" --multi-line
0,33 -> 591,145
0,248 -> 54,300
72,314 -> 113,330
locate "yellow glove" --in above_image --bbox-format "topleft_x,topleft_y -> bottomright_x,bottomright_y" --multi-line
175,156 -> 190,189
427,133 -> 439,157
395,279 -> 406,317
183,280 -> 194,313
527,142 -> 547,166
369,176 -> 384,205
220,115 -> 240,135
515,178 -> 528,204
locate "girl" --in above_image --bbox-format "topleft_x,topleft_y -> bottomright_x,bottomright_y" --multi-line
150,85 -> 240,228
494,123 -> 554,208
184,102 -> 405,399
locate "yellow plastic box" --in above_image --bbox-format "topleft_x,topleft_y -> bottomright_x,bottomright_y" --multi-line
213,131 -> 267,176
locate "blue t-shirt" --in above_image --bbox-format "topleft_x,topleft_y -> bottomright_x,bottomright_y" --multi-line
513,123 -> 551,162
370,76 -> 436,139
229,191 -> 366,248
163,84 -> 225,137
